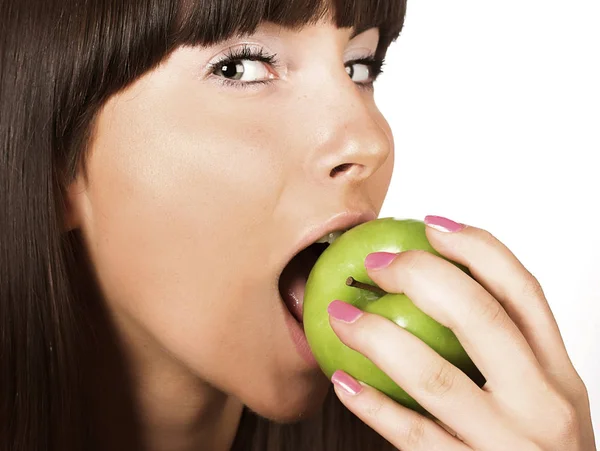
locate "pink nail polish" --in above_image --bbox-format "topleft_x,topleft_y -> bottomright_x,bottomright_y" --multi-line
424,215 -> 465,233
331,370 -> 363,396
364,252 -> 398,270
327,300 -> 363,323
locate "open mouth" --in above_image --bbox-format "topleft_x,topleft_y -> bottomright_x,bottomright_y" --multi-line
278,230 -> 345,323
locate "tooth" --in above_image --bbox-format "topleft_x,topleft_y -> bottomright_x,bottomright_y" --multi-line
315,230 -> 344,244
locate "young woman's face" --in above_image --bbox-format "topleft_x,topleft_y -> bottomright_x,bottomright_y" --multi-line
69,21 -> 394,420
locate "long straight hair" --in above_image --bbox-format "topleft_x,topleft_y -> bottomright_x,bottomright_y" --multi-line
0,0 -> 406,449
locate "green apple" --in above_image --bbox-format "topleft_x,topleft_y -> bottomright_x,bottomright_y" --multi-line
303,218 -> 485,417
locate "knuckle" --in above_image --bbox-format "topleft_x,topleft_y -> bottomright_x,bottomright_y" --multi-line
403,415 -> 427,448
537,391 -> 580,443
553,395 -> 579,436
469,298 -> 508,330
364,390 -> 385,420
419,359 -> 456,398
521,272 -> 546,301
481,300 -> 507,326
572,376 -> 590,402
475,228 -> 499,249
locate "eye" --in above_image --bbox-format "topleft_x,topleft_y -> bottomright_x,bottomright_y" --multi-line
345,56 -> 385,86
208,45 -> 280,88
214,59 -> 274,82
346,63 -> 372,83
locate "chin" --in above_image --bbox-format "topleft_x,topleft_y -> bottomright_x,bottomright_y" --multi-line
245,371 -> 331,424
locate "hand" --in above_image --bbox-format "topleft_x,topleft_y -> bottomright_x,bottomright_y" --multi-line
328,215 -> 596,451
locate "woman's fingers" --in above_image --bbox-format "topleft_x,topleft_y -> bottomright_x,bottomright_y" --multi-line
331,369 -> 472,451
364,248 -> 545,398
421,217 -> 580,388
325,217 -> 595,450
327,304 -> 518,448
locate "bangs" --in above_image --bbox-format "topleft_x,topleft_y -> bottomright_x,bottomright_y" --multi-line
174,0 -> 407,57
33,0 -> 405,181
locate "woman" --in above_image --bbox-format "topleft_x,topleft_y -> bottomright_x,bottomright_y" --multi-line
0,0 -> 595,450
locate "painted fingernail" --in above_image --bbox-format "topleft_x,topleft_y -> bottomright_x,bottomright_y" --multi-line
365,252 -> 399,270
327,300 -> 363,323
331,370 -> 363,396
424,215 -> 465,233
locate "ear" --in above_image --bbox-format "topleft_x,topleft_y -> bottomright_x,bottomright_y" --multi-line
62,174 -> 87,233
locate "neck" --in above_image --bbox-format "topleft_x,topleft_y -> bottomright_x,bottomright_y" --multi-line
82,305 -> 244,451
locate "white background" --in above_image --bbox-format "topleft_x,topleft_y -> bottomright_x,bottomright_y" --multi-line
376,0 -> 599,445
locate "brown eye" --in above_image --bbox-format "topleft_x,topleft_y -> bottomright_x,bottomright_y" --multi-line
217,61 -> 245,80
214,59 -> 272,82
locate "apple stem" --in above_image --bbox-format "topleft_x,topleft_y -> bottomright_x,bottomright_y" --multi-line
345,277 -> 387,296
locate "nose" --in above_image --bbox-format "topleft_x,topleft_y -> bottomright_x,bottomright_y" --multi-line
304,78 -> 392,185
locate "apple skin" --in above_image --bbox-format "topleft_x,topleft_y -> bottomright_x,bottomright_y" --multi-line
303,218 -> 485,417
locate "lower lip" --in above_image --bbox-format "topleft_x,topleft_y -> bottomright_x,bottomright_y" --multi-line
283,309 -> 320,368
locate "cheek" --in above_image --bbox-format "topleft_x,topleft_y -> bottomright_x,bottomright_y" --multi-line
79,89 -> 286,374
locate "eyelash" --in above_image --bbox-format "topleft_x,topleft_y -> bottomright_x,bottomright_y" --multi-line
208,45 -> 386,91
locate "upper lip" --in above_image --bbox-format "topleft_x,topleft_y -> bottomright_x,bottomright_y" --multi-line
282,210 -> 378,270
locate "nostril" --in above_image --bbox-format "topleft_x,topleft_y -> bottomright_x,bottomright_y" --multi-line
329,163 -> 353,178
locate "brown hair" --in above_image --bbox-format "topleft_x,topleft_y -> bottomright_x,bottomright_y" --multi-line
0,0 -> 406,449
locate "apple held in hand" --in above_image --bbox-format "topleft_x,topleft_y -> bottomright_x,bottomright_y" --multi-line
303,218 -> 485,416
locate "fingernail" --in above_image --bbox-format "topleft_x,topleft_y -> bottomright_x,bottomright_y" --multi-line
331,370 -> 363,396
424,215 -> 465,233
327,300 -> 363,323
365,252 -> 398,270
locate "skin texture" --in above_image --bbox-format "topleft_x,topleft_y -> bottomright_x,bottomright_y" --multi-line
66,21 -> 394,451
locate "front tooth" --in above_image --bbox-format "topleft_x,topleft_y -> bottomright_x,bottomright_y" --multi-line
315,230 -> 344,244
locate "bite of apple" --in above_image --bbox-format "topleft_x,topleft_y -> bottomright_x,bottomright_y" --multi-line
303,217 -> 486,416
